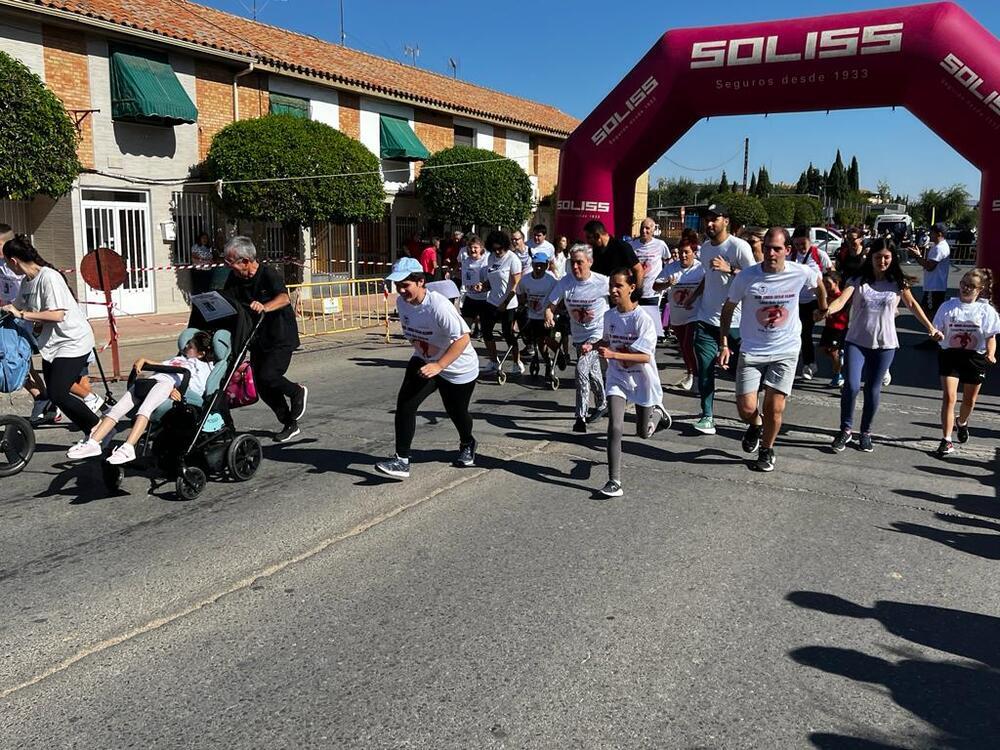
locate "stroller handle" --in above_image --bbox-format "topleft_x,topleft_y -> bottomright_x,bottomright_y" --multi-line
133,363 -> 192,395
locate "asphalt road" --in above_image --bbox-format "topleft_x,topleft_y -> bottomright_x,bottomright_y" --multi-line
2,283 -> 999,748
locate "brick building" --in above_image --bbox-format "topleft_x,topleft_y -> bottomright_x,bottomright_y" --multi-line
0,0 -> 627,317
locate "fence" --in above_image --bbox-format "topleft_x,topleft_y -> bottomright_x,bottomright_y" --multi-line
288,276 -> 392,339
0,200 -> 30,234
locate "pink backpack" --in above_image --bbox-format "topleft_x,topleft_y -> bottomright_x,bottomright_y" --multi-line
225,361 -> 258,408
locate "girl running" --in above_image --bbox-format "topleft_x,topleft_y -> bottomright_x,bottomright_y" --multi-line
517,250 -> 558,379
544,244 -> 609,433
597,268 -> 668,497
459,234 -> 488,332
932,267 -> 1000,457
818,270 -> 849,388
66,332 -> 214,464
476,231 -> 522,375
817,238 -> 942,453
654,238 -> 704,391
376,257 -> 479,480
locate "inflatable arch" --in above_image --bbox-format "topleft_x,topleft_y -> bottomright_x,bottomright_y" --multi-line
555,2 -> 1000,275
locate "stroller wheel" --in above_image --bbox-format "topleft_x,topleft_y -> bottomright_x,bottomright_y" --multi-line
497,371 -> 507,385
548,375 -> 560,391
0,415 -> 35,478
227,434 -> 262,481
101,461 -> 124,491
176,465 -> 207,500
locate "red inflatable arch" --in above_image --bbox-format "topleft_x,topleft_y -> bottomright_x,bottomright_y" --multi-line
555,2 -> 1000,275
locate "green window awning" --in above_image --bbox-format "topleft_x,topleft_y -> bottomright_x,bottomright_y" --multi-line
110,46 -> 198,126
379,114 -> 429,161
269,92 -> 309,118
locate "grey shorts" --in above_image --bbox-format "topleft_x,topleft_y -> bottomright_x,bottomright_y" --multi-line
736,353 -> 797,396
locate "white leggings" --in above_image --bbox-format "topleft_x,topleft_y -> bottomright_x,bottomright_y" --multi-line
105,377 -> 175,422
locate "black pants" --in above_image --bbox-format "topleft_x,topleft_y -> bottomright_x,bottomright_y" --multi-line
250,347 -> 299,426
481,304 -> 517,346
191,269 -> 213,295
395,357 -> 476,459
799,300 -> 818,366
42,354 -> 99,433
922,290 -> 946,320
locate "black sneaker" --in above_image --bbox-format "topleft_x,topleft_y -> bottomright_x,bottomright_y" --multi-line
586,403 -> 608,424
935,439 -> 954,457
858,433 -> 874,452
741,422 -> 763,454
956,422 -> 970,444
599,480 -> 623,498
753,447 -> 775,472
831,429 -> 852,453
573,418 -> 587,433
556,351 -> 567,370
274,422 -> 301,443
375,455 -> 410,479
455,439 -> 476,467
290,384 -> 308,421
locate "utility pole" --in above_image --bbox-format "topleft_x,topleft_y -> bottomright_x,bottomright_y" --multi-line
339,0 -> 345,46
741,137 -> 749,194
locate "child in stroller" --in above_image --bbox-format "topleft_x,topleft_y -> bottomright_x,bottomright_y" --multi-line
67,332 -> 214,463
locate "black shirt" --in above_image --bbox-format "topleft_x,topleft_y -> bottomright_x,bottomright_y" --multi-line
836,248 -> 867,281
224,265 -> 300,351
591,238 -> 640,277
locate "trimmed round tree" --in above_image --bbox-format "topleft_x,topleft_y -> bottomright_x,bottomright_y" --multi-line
0,51 -> 81,199
791,195 -> 824,227
762,196 -> 795,228
709,192 -> 768,229
415,146 -> 533,229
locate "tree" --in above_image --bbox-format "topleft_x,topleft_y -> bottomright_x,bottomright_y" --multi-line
718,171 -> 730,194
912,184 -> 972,226
709,191 -> 767,228
0,50 -> 81,200
748,172 -> 757,196
791,195 -> 824,227
847,156 -> 860,193
876,180 -> 892,202
795,170 -> 809,195
416,145 -> 533,229
755,166 -> 772,197
806,164 -> 824,196
762,196 -> 795,227
826,150 -> 849,201
834,206 -> 863,227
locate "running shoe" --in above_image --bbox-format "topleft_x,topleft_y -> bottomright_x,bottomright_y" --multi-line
587,403 -> 608,423
677,374 -> 694,391
53,408 -> 65,424
693,416 -> 716,435
471,325 -> 481,340
291,384 -> 309,421
882,370 -> 892,387
650,404 -> 671,435
741,422 -> 763,454
858,433 -> 874,453
829,374 -> 844,388
753,447 -> 776,472
599,480 -> 623,498
274,422 -> 301,443
555,350 -> 567,371
106,442 -> 137,465
29,398 -> 50,425
934,439 -> 954,457
831,429 -> 853,452
482,360 -> 499,374
66,438 -> 102,460
455,439 -> 476,467
375,455 -> 411,479
572,418 -> 587,433
956,422 -> 970,444
801,363 -> 816,381
511,360 -> 526,375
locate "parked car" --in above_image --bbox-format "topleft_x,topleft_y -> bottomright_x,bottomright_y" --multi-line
785,226 -> 843,257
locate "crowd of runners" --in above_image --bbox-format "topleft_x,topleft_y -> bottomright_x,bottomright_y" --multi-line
2,207 -> 997,499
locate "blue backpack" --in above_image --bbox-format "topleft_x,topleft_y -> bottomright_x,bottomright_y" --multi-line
0,319 -> 32,394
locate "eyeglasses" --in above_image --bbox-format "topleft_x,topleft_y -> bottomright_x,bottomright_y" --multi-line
960,282 -> 979,291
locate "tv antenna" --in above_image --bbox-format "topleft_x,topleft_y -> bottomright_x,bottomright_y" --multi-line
448,57 -> 459,79
404,43 -> 420,66
339,0 -> 345,45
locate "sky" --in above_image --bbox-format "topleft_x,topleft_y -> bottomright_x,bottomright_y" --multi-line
197,0 -> 1000,199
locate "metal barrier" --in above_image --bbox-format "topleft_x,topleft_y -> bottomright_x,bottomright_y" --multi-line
287,276 -> 392,340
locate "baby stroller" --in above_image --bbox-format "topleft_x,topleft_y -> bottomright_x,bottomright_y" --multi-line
101,313 -> 265,500
0,312 -> 35,477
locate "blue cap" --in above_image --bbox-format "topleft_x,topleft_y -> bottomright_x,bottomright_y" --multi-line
531,250 -> 550,264
385,256 -> 424,282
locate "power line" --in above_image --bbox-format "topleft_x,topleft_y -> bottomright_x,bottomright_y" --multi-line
660,146 -> 743,173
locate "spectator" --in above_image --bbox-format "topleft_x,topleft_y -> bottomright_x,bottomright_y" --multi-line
908,222 -> 951,348
583,220 -> 643,290
190,231 -> 215,295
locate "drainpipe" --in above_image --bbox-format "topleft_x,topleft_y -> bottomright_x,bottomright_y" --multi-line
233,62 -> 256,121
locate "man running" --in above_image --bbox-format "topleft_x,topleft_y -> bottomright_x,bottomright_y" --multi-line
631,217 -> 668,306
719,227 -> 822,472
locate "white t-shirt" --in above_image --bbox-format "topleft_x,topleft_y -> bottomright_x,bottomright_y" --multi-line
924,240 -> 951,292
696,235 -> 756,327
158,356 -> 212,396
518,272 -> 557,320
603,307 -> 662,407
933,298 -> 1000,354
460,255 -> 488,301
515,250 -> 532,275
16,266 -> 95,362
547,272 -> 610,344
0,264 -> 22,305
845,280 -> 902,350
396,290 -> 478,384
483,251 -> 520,310
658,260 -> 705,327
792,246 -> 831,303
630,237 -> 668,300
727,262 -> 818,359
551,253 -> 567,279
528,239 -> 555,255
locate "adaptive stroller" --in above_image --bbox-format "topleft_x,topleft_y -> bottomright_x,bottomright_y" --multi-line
101,312 -> 265,500
0,312 -> 35,477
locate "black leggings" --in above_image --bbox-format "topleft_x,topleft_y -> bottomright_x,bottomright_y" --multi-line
480,304 -> 517,345
250,347 -> 299,425
395,357 -> 476,458
799,300 -> 818,366
42,354 -> 99,433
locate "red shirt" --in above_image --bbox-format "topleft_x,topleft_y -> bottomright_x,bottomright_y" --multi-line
418,246 -> 438,274
827,289 -> 849,331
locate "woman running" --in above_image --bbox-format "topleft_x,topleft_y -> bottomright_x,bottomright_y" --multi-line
517,250 -> 558,379
597,268 -> 668,497
376,257 -> 479,479
476,230 -> 522,375
1,236 -> 100,438
544,244 -> 609,433
932,267 -> 1000,457
459,234 -> 488,333
551,235 -> 569,279
817,238 -> 942,453
654,238 -> 704,391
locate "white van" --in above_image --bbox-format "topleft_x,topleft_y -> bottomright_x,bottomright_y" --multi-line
873,214 -> 914,243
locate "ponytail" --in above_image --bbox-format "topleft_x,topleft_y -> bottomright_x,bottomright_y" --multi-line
2,235 -> 77,300
968,267 -> 996,309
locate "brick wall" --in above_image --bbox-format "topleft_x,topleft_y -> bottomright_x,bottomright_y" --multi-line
413,108 -> 453,177
237,71 -> 269,119
493,126 -> 506,157
535,135 -> 560,200
339,92 -> 360,139
41,24 -> 93,169
195,60 -> 234,160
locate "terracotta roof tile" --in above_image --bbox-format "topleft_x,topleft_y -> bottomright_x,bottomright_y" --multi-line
13,0 -> 579,136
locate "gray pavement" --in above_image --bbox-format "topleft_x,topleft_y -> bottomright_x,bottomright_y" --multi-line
2,273 -> 999,748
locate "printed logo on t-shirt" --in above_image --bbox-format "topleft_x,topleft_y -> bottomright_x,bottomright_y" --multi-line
672,287 -> 692,306
749,284 -> 796,330
400,320 -> 440,359
949,321 -> 980,350
607,320 -> 641,371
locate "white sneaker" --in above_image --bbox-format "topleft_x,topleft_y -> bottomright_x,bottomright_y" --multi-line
84,393 -> 105,415
678,374 -> 694,391
53,408 -> 65,424
882,370 -> 892,387
67,438 -> 102,460
802,363 -> 817,381
511,360 -> 525,375
106,443 -> 136,465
